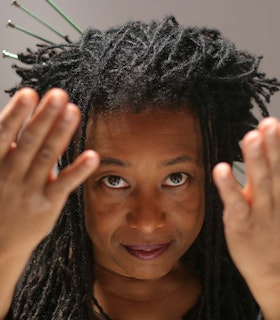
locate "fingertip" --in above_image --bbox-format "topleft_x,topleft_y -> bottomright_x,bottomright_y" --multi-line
258,117 -> 279,133
84,150 -> 100,166
213,162 -> 231,183
66,103 -> 81,121
79,150 -> 100,173
47,88 -> 69,99
243,129 -> 261,144
43,88 -> 69,108
14,87 -> 39,107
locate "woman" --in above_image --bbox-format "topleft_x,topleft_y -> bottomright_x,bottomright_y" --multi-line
0,16 -> 280,319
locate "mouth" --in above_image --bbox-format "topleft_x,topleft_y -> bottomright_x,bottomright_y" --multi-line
123,243 -> 171,260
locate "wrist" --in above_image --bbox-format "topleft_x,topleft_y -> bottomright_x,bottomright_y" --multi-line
249,278 -> 280,320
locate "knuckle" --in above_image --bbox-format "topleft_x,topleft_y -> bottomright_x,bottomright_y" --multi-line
54,120 -> 71,135
36,145 -> 55,164
53,179 -> 69,194
233,200 -> 249,214
19,131 -> 37,149
51,177 -> 72,196
256,175 -> 271,190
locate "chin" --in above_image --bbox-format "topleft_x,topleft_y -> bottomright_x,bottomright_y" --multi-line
121,262 -> 176,280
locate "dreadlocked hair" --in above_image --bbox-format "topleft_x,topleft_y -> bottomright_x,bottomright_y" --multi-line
7,16 -> 279,319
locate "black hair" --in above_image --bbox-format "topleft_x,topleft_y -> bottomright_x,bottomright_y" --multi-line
7,16 -> 280,319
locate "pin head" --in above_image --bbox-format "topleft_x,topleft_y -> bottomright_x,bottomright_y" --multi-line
7,20 -> 15,28
11,1 -> 20,8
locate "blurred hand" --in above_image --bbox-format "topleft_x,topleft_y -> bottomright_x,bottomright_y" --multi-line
0,88 -> 99,255
213,117 -> 280,320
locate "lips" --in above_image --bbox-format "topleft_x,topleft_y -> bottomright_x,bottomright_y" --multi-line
123,243 -> 171,260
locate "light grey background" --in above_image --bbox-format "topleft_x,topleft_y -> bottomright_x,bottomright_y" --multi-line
1,0 -> 280,117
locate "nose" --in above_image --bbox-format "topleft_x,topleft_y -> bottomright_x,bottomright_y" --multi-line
126,192 -> 166,233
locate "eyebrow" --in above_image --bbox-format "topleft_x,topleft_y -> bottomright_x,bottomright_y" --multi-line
100,155 -> 197,167
163,155 -> 197,166
100,157 -> 129,167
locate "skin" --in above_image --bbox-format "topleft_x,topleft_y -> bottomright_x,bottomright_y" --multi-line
0,88 -> 99,319
213,118 -> 280,320
0,88 -> 279,319
84,108 -> 204,319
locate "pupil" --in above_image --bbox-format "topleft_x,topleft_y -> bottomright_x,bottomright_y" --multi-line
171,173 -> 182,184
109,176 -> 120,186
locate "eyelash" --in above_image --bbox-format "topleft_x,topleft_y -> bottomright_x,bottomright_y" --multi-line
163,172 -> 191,187
99,172 -> 191,190
100,175 -> 129,189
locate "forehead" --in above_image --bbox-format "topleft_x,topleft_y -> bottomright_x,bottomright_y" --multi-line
86,107 -> 203,164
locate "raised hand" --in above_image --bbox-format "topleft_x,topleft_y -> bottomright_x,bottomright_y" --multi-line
213,117 -> 280,320
0,88 -> 99,319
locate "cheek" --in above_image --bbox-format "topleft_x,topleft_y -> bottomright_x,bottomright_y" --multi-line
164,185 -> 205,234
165,179 -> 205,213
84,179 -> 205,245
167,199 -> 204,233
84,190 -> 124,243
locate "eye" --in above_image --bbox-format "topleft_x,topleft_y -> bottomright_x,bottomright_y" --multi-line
163,172 -> 190,187
101,175 -> 129,189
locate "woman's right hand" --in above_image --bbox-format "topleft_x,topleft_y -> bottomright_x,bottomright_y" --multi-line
0,88 -> 99,318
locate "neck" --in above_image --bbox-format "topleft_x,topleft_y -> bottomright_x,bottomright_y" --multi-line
93,260 -> 202,320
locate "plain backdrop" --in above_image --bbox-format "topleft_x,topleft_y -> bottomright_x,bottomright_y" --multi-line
0,0 -> 280,117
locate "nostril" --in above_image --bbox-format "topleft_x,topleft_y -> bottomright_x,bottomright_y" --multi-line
126,210 -> 166,232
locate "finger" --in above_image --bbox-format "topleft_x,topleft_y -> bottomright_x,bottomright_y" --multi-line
242,130 -> 273,216
213,162 -> 250,228
5,89 -> 68,180
0,88 -> 38,159
25,103 -> 81,187
46,150 -> 100,201
258,118 -> 280,214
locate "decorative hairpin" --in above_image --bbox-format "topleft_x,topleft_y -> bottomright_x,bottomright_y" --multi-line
7,19 -> 54,45
2,49 -> 18,60
3,0 -> 83,60
1,1 -> 255,186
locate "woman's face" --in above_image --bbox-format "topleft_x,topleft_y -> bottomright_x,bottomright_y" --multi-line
84,107 -> 205,280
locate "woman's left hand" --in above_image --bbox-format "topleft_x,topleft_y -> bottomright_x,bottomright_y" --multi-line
213,117 -> 280,320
